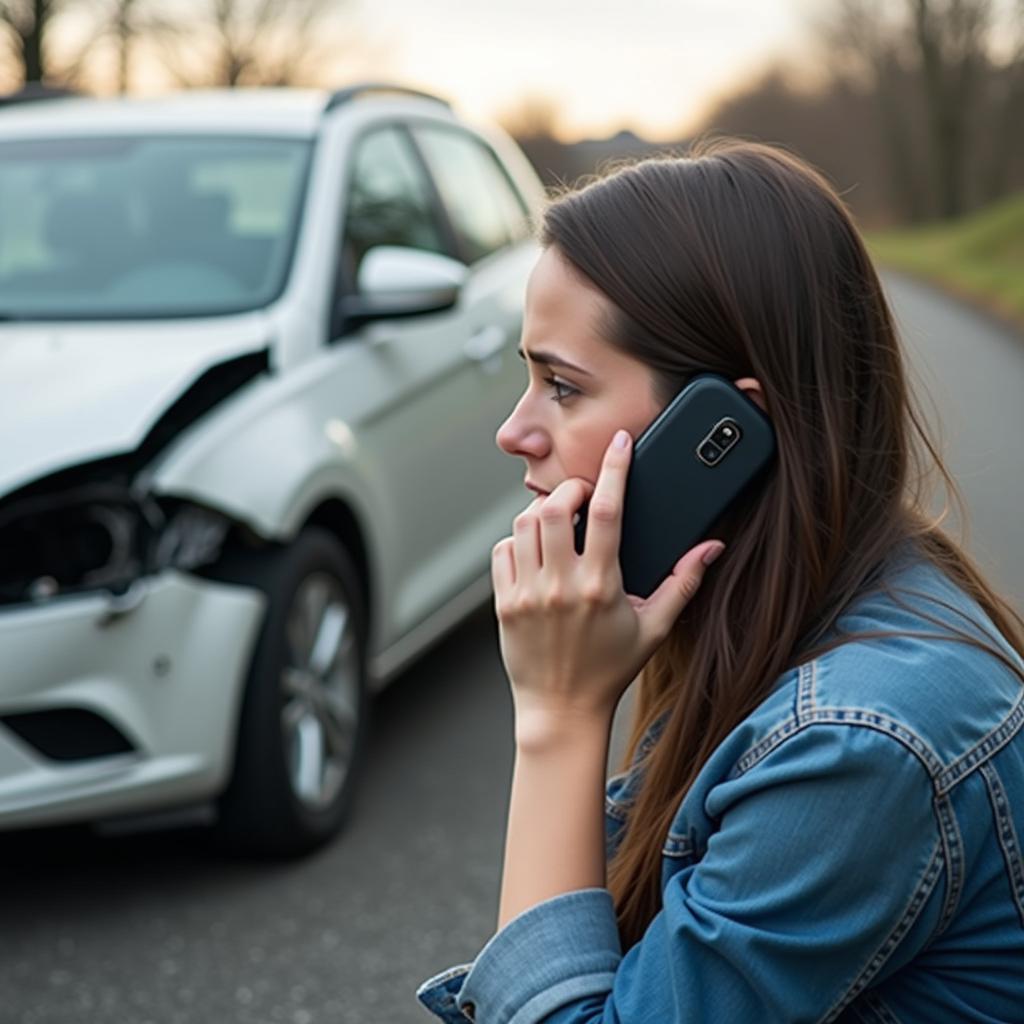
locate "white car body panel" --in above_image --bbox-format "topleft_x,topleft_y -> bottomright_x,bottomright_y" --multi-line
147,240 -> 538,662
0,316 -> 271,496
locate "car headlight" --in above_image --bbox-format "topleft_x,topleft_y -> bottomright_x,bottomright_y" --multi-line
152,500 -> 231,573
0,484 -> 230,606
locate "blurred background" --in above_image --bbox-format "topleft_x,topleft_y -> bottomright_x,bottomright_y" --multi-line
2,3 -> 1023,1023
2,0 -> 1024,322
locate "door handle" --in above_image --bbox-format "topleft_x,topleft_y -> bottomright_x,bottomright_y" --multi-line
463,325 -> 508,363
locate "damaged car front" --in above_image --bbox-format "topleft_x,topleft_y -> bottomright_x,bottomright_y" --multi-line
0,123 -> 313,831
0,376 -> 271,830
0,478 -> 271,831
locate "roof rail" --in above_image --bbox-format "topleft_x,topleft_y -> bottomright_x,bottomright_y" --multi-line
0,83 -> 80,107
324,83 -> 451,114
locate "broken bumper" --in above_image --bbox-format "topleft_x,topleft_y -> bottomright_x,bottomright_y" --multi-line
0,569 -> 266,829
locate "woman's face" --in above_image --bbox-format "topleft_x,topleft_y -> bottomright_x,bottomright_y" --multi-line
496,247 -> 665,498
497,247 -> 766,499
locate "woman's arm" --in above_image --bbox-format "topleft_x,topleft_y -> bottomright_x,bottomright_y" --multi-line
498,712 -> 615,930
489,430 -> 721,931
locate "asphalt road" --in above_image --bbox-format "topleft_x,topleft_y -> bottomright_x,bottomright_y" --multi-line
0,600 -> 513,1024
887,272 -> 1024,605
1,272 -> 1021,1024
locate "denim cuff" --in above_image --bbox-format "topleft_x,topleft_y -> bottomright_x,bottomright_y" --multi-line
416,888 -> 622,1024
416,964 -> 474,1023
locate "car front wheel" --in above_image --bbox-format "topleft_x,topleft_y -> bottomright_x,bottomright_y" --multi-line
215,527 -> 370,856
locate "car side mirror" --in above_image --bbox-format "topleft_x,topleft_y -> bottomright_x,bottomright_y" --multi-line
333,246 -> 469,336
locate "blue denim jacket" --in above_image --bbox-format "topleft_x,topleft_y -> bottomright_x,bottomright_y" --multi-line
416,545 -> 1024,1023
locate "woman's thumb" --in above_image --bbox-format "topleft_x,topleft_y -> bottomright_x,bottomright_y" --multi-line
642,540 -> 725,638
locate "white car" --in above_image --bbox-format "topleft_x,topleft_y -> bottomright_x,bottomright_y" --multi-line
0,84 -> 544,852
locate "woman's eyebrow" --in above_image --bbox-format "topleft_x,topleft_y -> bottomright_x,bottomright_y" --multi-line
516,346 -> 593,377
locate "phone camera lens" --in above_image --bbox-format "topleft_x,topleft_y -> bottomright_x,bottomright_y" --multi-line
698,440 -> 723,464
711,420 -> 741,449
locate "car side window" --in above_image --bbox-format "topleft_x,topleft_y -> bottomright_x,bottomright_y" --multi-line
410,126 -> 531,265
340,127 -> 448,289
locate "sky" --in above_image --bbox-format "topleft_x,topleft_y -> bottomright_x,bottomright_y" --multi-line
41,0 -> 820,143
340,0 -> 817,140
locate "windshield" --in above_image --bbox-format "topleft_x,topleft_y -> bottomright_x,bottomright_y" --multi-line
0,135 -> 312,320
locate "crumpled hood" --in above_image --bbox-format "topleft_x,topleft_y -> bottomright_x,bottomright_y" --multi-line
0,314 -> 271,497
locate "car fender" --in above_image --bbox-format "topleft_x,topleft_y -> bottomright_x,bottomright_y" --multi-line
144,367 -> 397,642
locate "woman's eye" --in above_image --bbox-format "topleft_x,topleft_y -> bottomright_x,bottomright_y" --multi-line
543,375 -> 579,403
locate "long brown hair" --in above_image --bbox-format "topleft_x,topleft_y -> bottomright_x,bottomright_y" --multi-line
539,136 -> 1024,951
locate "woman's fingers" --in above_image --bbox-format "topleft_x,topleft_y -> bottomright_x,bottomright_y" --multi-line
582,430 -> 631,568
512,496 -> 543,577
639,540 -> 726,642
537,478 -> 592,570
491,536 -> 516,592
502,481 -> 594,597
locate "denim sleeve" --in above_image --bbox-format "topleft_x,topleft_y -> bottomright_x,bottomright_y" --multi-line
415,723 -> 944,1024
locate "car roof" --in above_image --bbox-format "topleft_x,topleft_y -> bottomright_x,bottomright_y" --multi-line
0,86 -> 455,140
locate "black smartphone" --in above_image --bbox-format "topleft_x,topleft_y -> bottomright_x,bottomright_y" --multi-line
573,372 -> 777,597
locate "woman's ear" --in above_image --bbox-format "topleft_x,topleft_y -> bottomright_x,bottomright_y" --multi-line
733,377 -> 768,415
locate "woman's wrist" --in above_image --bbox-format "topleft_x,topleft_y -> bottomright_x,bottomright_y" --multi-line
513,700 -> 616,753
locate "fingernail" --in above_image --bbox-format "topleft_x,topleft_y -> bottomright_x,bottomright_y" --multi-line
613,429 -> 630,449
702,542 -> 726,566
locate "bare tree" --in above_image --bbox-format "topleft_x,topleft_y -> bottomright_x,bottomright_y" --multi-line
159,0 -> 352,89
979,0 -> 1024,201
49,0 -> 182,94
498,94 -> 560,139
0,0 -> 67,83
811,0 -> 1023,221
811,0 -> 933,222
686,0 -> 1024,225
694,62 -> 895,225
98,0 -> 182,94
912,0 -> 994,218
497,95 -> 575,188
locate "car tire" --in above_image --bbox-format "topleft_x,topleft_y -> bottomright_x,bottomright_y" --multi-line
214,527 -> 370,856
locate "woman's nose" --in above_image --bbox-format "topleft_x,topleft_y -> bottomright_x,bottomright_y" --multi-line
496,401 -> 548,459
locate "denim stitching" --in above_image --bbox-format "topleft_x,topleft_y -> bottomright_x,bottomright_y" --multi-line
733,710 -> 944,781
605,767 -> 646,815
935,690 -> 1024,794
820,837 -> 944,1023
796,659 -> 816,723
661,830 -> 695,859
415,963 -> 471,1009
731,715 -> 803,777
843,1005 -> 875,1024
803,711 -> 943,778
604,770 -> 634,812
605,715 -> 667,812
979,761 -> 1024,928
638,711 -> 669,758
638,726 -> 662,755
857,991 -> 903,1024
933,793 -> 964,935
604,797 -> 629,823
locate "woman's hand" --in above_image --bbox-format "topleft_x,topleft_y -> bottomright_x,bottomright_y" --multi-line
491,429 -> 726,739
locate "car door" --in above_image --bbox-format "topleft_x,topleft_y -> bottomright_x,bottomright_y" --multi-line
406,123 -> 540,564
328,124 -> 510,642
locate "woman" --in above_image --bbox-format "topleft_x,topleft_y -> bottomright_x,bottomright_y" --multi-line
415,137 -> 1024,1023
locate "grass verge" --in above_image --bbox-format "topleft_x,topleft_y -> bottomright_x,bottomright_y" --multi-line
863,192 -> 1024,334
